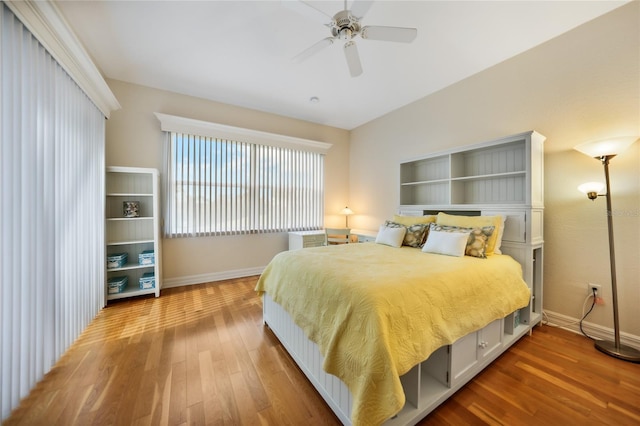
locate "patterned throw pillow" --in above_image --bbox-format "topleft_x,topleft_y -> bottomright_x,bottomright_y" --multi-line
384,221 -> 430,248
435,213 -> 503,255
428,223 -> 495,258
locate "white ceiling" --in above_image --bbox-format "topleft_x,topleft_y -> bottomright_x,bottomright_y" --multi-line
56,0 -> 627,130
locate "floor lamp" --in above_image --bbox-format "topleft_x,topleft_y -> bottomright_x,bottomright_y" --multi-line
574,136 -> 640,363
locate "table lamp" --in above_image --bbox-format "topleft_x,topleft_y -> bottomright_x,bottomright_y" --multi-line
340,206 -> 354,228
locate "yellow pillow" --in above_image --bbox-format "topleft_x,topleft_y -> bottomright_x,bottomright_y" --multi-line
436,212 -> 504,255
392,214 -> 436,226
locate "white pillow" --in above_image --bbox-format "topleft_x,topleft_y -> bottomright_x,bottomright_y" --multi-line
375,225 -> 406,248
493,215 -> 507,255
422,230 -> 470,257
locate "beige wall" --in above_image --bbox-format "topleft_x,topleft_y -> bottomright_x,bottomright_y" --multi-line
105,3 -> 639,337
350,3 -> 639,337
105,80 -> 350,283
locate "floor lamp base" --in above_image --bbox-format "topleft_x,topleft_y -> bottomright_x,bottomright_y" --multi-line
595,339 -> 640,363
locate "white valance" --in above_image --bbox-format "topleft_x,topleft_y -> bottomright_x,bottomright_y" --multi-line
154,112 -> 332,155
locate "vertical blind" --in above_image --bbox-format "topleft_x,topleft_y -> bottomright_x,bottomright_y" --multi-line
165,132 -> 324,237
0,4 -> 105,420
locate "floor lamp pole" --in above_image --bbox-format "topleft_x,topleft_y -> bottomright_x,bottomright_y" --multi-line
594,155 -> 640,362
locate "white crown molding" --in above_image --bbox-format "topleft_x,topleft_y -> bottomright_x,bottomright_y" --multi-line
5,0 -> 120,118
154,112 -> 333,154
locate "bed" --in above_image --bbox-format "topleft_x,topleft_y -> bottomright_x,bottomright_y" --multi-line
255,213 -> 534,425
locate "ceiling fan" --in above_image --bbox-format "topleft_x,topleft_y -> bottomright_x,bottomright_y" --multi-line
288,0 -> 418,77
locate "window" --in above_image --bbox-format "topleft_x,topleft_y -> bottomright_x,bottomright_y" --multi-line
1,3 -> 114,419
163,126 -> 327,237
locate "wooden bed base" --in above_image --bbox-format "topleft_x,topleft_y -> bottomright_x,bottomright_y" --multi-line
263,292 -> 538,425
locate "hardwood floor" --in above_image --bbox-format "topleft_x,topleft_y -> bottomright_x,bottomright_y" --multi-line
5,276 -> 640,425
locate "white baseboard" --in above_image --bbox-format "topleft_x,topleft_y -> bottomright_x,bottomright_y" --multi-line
162,266 -> 265,289
543,310 -> 640,350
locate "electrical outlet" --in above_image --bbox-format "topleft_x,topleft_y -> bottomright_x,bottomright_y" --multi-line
587,283 -> 602,296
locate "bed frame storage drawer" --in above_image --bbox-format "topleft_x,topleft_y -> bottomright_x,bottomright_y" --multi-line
479,319 -> 504,360
450,332 -> 478,386
421,318 -> 504,390
450,318 -> 503,387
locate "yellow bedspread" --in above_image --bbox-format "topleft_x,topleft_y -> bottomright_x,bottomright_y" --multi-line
255,243 -> 530,425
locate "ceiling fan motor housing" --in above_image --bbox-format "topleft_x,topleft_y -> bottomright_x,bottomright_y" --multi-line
331,10 -> 361,39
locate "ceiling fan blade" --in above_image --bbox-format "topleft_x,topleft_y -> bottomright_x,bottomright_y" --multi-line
361,26 -> 417,43
343,41 -> 363,77
293,37 -> 334,63
283,0 -> 333,26
350,0 -> 373,19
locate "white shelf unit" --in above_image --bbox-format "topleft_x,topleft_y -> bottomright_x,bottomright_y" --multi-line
105,167 -> 162,301
400,136 -> 541,206
400,131 -> 545,330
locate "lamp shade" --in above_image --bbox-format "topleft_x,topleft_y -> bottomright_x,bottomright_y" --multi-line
340,206 -> 354,216
578,182 -> 605,197
574,136 -> 638,158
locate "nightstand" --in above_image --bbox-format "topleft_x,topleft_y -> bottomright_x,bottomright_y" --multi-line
351,229 -> 378,243
288,230 -> 326,250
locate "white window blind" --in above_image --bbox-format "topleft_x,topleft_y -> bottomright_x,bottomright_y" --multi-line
1,4 -> 106,420
165,132 -> 325,236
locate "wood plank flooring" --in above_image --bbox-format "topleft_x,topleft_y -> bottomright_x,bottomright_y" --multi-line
5,276 -> 640,425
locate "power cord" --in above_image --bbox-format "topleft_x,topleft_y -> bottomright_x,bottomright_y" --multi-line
542,291 -> 596,328
579,288 -> 598,340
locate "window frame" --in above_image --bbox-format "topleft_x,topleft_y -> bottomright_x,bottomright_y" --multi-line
156,113 -> 332,237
